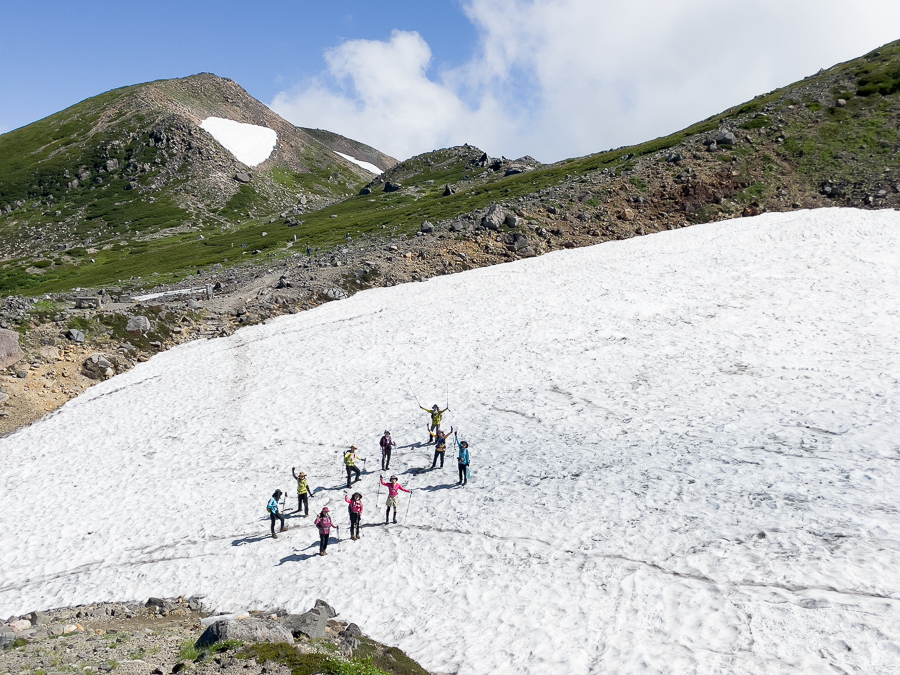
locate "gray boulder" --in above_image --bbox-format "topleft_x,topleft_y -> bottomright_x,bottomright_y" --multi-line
234,172 -> 252,184
106,159 -> 119,172
26,611 -> 48,626
482,204 -> 506,231
65,328 -> 86,344
384,181 -> 402,193
314,599 -> 337,619
196,618 -> 293,649
282,608 -> 328,640
340,623 -> 362,638
0,631 -> 15,650
715,131 -> 736,146
420,221 -> 435,234
126,315 -> 151,335
443,184 -> 455,196
0,329 -> 24,369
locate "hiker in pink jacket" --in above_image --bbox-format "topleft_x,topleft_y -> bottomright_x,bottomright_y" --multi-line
344,491 -> 364,540
380,474 -> 411,525
314,507 -> 336,556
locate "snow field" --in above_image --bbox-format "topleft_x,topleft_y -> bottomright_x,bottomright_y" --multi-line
1,209 -> 899,674
199,117 -> 277,166
334,151 -> 383,174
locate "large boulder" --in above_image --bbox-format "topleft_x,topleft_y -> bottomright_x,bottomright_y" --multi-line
126,315 -> 151,335
196,617 -> 293,649
282,607 -> 329,640
0,329 -> 23,369
482,204 -> 506,231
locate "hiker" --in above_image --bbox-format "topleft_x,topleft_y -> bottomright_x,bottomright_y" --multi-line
344,445 -> 365,488
380,430 -> 396,470
345,491 -> 364,540
267,490 -> 287,538
431,426 -> 454,469
380,474 -> 411,524
421,403 -> 449,443
291,467 -> 312,516
454,431 -> 470,485
314,507 -> 335,556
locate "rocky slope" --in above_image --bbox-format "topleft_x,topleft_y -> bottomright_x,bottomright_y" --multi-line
1,598 -> 430,675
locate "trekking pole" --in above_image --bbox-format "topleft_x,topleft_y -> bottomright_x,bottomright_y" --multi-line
376,479 -> 381,507
407,381 -> 421,408
406,491 -> 413,520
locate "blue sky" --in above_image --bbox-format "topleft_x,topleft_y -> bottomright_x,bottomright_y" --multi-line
3,1 -> 900,162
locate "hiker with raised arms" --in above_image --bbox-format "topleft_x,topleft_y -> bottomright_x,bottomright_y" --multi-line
455,431 -> 470,485
431,426 -> 453,469
380,474 -> 411,524
421,403 -> 448,443
344,445 -> 364,488
344,491 -> 364,540
267,490 -> 288,539
291,467 -> 313,516
314,506 -> 336,556
380,430 -> 395,471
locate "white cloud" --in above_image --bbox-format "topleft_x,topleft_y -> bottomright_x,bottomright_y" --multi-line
271,1 -> 900,162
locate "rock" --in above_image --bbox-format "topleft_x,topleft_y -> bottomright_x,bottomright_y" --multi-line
65,328 -> 86,344
0,328 -> 24,369
9,619 -> 31,632
282,608 -> 328,640
126,315 -> 151,335
82,354 -> 115,380
275,276 -> 292,289
340,623 -> 362,638
706,141 -> 718,152
665,152 -> 682,163
0,632 -> 16,650
715,131 -> 736,146
314,599 -> 337,619
195,617 -> 292,649
443,184 -> 455,196
505,214 -> 522,228
420,221 -> 434,234
836,98 -> 847,107
186,299 -> 203,310
619,208 -> 635,221
234,172 -> 251,183
482,204 -> 506,231
323,288 -> 349,301
0,393 -> 8,404
383,181 -> 402,193
359,187 -> 372,195
106,158 -> 119,172
26,611 -> 48,626
449,221 -> 465,232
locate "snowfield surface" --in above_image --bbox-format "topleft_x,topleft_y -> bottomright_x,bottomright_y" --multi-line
2,209 -> 900,674
334,150 -> 382,174
199,117 -> 276,167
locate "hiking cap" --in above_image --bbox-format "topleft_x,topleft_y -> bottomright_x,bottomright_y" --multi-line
390,475 -> 398,481
299,472 -> 306,477
349,445 -> 357,450
322,506 -> 329,512
384,430 -> 390,435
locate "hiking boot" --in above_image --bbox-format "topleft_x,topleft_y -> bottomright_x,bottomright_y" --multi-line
280,525 -> 287,532
320,551 -> 326,556
393,518 -> 398,524
272,533 -> 278,539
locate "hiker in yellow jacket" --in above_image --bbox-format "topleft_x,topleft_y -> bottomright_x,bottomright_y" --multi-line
422,404 -> 449,444
344,445 -> 365,488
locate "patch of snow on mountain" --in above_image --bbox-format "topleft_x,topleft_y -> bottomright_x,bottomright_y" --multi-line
200,117 -> 277,167
334,151 -> 382,174
1,209 -> 899,674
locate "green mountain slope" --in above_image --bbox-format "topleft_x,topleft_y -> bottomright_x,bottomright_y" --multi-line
0,73 -> 397,291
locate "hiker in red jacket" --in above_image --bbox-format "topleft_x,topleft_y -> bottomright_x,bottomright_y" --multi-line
314,507 -> 336,556
345,491 -> 364,540
380,474 -> 411,524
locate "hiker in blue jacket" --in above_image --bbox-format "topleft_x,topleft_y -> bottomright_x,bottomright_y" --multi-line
454,431 -> 470,485
267,490 -> 287,539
